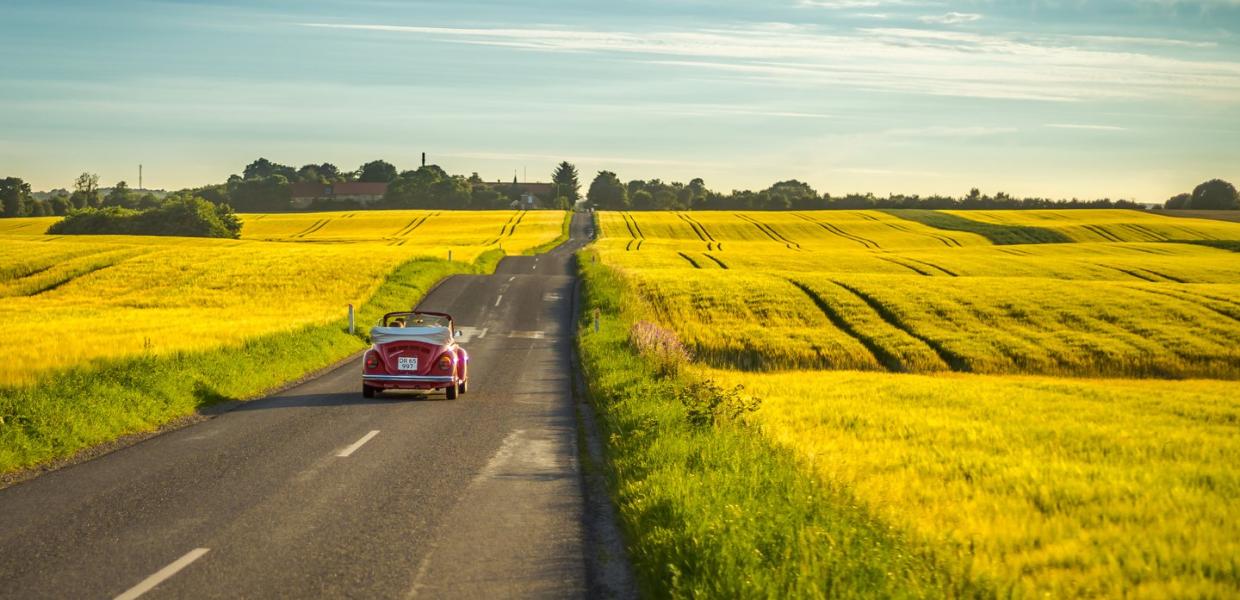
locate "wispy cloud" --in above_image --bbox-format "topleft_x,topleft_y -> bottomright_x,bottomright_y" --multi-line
1065,34 -> 1217,48
299,22 -> 1240,103
884,126 -> 1017,137
917,12 -> 982,25
1044,123 -> 1129,131
798,0 -> 929,8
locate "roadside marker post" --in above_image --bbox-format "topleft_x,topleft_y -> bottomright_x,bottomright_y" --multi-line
347,304 -> 355,334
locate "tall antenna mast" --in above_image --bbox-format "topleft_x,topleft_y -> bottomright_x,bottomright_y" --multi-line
139,164 -> 143,190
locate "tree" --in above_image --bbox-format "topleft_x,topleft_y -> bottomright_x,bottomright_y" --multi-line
653,189 -> 680,210
1190,179 -> 1239,210
103,181 -> 135,208
357,160 -> 398,183
297,162 -> 345,183
551,161 -> 580,205
0,177 -> 31,218
384,165 -> 469,209
71,172 -> 101,209
243,158 -> 295,180
1165,193 -> 1191,209
764,180 -> 818,210
587,171 -> 628,210
631,190 -> 654,211
136,193 -> 162,209
48,193 -> 71,216
227,175 -> 291,212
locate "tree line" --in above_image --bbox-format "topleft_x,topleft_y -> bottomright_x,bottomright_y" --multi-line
1161,179 -> 1240,210
187,158 -> 583,213
583,172 -> 1154,211
4,160 -> 1236,219
0,174 -> 165,218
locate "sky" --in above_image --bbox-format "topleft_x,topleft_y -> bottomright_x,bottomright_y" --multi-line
2,0 -> 1239,202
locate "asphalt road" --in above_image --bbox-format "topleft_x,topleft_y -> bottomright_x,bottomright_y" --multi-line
0,213 -> 599,599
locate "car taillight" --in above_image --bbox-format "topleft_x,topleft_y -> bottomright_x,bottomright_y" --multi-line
437,354 -> 453,371
364,352 -> 380,369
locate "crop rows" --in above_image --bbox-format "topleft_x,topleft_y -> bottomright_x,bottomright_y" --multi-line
589,208 -> 1240,594
599,210 -> 1240,379
0,211 -> 567,385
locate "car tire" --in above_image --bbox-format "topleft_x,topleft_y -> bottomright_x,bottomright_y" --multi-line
445,382 -> 459,400
458,378 -> 468,395
363,384 -> 377,399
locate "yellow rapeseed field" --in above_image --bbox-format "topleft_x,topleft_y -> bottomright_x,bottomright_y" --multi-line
593,209 -> 1240,595
943,208 -> 1240,243
598,211 -> 1240,378
0,210 -> 566,385
708,368 -> 1240,598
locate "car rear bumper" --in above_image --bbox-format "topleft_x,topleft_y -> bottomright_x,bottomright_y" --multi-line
363,374 -> 455,389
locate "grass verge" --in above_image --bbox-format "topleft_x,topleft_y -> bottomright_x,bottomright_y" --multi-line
575,248 -> 990,598
885,210 -> 1072,245
0,249 -> 503,476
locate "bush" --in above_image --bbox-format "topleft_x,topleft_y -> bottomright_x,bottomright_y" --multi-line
676,378 -> 761,428
47,196 -> 242,238
629,320 -> 691,376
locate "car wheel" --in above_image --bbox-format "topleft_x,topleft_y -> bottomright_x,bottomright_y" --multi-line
458,378 -> 468,395
363,384 -> 377,399
445,382 -> 459,400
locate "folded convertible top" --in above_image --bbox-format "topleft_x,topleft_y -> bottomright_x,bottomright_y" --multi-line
370,326 -> 452,346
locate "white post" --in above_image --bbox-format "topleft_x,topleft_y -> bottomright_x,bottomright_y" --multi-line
347,304 -> 355,334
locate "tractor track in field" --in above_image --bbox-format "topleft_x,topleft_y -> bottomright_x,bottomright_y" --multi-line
736,214 -> 801,250
676,213 -> 718,251
998,247 -> 1032,256
829,279 -> 971,372
1102,265 -> 1188,283
621,213 -> 644,250
1081,224 -> 1124,243
788,279 -> 908,373
701,254 -> 728,269
883,221 -> 962,248
876,256 -> 934,277
1121,223 -> 1170,242
900,257 -> 958,277
508,210 -> 528,236
1126,286 -> 1240,324
793,214 -> 880,249
7,249 -> 150,297
293,219 -> 331,239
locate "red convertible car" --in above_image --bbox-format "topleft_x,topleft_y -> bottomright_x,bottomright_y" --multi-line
362,311 -> 469,399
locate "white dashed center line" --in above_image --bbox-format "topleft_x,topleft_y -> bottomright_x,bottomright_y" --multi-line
337,430 -> 380,458
113,548 -> 210,600
495,295 -> 503,307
